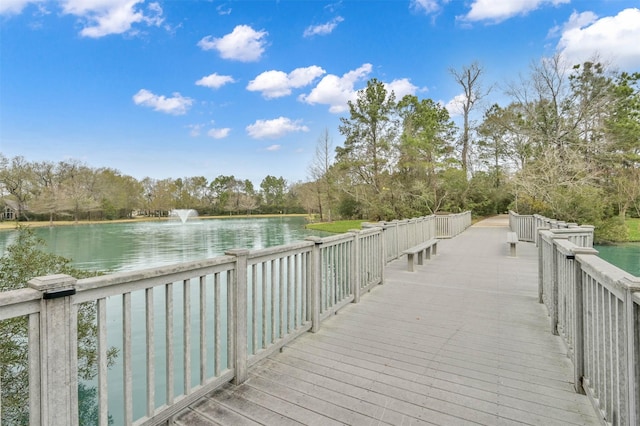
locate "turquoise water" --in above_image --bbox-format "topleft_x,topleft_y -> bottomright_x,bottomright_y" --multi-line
0,216 -> 329,272
595,243 -> 640,276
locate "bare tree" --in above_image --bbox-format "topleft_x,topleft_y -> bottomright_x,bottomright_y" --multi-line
308,128 -> 336,221
449,61 -> 490,175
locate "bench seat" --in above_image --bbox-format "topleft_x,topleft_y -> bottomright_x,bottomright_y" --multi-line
402,238 -> 438,272
507,231 -> 519,257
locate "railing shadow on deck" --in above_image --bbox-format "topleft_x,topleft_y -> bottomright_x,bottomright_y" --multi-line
0,212 -> 472,425
510,210 -> 640,426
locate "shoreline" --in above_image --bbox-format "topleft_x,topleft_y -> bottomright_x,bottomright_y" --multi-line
0,213 -> 309,231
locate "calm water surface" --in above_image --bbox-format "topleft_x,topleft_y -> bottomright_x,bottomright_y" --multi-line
0,216 -> 329,272
595,243 -> 640,276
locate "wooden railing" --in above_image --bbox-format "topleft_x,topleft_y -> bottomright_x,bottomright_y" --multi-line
368,211 -> 472,262
539,228 -> 639,426
0,214 -> 456,425
509,210 -> 594,247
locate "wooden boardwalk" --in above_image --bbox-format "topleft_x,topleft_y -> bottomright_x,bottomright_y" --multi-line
175,217 -> 599,425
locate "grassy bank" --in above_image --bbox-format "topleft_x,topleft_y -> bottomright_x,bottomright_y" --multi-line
0,214 -> 308,231
305,220 -> 367,234
627,218 -> 640,242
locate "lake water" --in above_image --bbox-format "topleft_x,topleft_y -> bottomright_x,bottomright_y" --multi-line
0,216 -> 329,272
594,243 -> 640,276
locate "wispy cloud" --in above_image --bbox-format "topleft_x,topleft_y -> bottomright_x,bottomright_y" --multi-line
247,66 -> 326,99
246,117 -> 309,139
208,127 -> 231,139
198,24 -> 267,62
0,0 -> 42,15
303,16 -> 344,37
132,89 -> 193,115
266,144 -> 281,151
196,73 -> 235,89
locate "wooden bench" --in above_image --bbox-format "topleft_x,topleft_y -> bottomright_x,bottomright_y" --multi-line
507,231 -> 518,257
402,238 -> 438,272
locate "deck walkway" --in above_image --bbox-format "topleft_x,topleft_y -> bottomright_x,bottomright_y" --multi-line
174,216 -> 599,425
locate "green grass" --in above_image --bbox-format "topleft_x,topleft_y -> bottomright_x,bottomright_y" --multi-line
305,220 -> 366,234
627,218 -> 640,241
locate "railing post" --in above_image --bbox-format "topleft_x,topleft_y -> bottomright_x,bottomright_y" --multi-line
306,237 -> 323,333
619,277 -> 640,426
571,247 -> 598,394
537,228 -> 550,304
549,231 -> 569,335
28,274 -> 78,426
349,230 -> 361,304
225,249 -> 249,385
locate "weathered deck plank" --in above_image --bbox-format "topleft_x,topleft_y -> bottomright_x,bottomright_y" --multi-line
174,217 -> 599,425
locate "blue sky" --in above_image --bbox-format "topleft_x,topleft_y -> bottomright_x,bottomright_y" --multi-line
2,0 -> 640,185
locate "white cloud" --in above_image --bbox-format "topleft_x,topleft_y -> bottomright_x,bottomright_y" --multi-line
195,73 -> 235,89
299,63 -> 373,113
208,128 -> 231,139
445,93 -> 467,117
266,144 -> 281,151
198,25 -> 267,62
547,10 -> 597,39
303,16 -> 344,37
247,66 -> 326,99
461,0 -> 569,23
0,0 -> 41,15
556,8 -> 640,70
132,89 -> 193,115
246,117 -> 309,139
60,0 -> 164,38
385,78 -> 418,100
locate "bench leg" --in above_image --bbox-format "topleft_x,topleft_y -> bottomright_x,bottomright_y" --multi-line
425,247 -> 431,260
432,243 -> 437,256
407,253 -> 415,272
417,251 -> 424,265
509,243 -> 517,257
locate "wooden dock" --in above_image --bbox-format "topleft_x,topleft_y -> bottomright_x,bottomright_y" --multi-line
175,217 -> 599,425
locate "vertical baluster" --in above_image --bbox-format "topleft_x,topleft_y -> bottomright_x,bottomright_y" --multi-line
199,276 -> 207,385
146,288 -> 155,418
294,254 -> 299,328
330,246 -> 335,307
279,258 -> 285,338
262,262 -> 267,349
287,255 -> 292,334
271,259 -> 276,344
123,293 -> 132,425
28,313 -> 41,426
604,291 -> 612,420
226,270 -> 233,375
214,273 -> 221,377
183,279 -> 191,395
97,298 -> 108,426
302,251 -> 308,323
252,264 -> 257,354
597,284 -> 604,406
165,284 -> 174,405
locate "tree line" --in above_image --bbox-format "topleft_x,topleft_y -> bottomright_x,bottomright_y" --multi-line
301,57 -> 639,242
1,55 -> 639,241
0,156 -> 301,222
